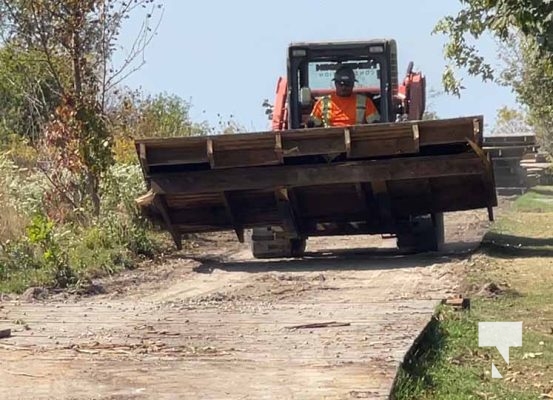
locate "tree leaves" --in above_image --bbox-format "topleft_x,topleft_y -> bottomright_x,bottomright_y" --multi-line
434,0 -> 553,96
498,33 -> 553,151
0,0 -> 163,219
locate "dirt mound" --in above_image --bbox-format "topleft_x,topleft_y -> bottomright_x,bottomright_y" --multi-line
21,287 -> 49,302
476,282 -> 505,298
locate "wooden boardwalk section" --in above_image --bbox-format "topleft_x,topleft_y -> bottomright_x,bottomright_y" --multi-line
483,134 -> 552,195
135,116 -> 497,247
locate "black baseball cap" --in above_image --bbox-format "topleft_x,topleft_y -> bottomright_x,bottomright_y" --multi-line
333,65 -> 357,85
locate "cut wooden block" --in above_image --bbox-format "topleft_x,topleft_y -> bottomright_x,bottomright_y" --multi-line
0,328 -> 11,339
442,296 -> 470,310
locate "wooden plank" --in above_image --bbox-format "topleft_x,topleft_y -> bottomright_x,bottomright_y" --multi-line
170,179 -> 495,236
170,206 -> 229,225
165,193 -> 222,209
293,184 -> 367,219
303,221 -> 379,236
473,118 -> 481,138
138,143 -> 149,174
136,116 -> 484,170
349,136 -> 419,158
211,149 -> 282,169
282,127 -> 417,159
371,180 -> 394,228
344,128 -> 352,158
282,134 -> 346,157
209,135 -> 283,168
275,132 -> 284,164
389,175 -> 493,216
162,175 -> 493,234
221,192 -> 245,243
467,139 -> 498,210
418,117 -> 482,146
170,206 -> 281,227
287,188 -> 305,233
152,194 -> 182,250
150,154 -> 487,195
274,188 -> 300,238
485,145 -> 539,158
484,135 -> 536,146
206,139 -> 215,168
146,143 -> 208,167
412,124 -> 420,146
354,182 -> 369,210
175,224 -> 236,233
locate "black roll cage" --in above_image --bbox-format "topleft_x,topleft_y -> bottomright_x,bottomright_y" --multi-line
286,40 -> 397,129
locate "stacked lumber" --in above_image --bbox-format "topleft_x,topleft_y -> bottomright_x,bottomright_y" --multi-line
483,134 -> 551,195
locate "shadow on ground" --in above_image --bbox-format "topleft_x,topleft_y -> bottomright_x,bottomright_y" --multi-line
526,187 -> 553,197
191,240 -> 480,275
481,232 -> 553,258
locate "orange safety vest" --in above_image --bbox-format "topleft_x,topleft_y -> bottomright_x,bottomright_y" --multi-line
310,94 -> 380,127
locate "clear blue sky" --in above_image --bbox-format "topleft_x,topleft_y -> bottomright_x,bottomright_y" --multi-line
117,0 -> 517,133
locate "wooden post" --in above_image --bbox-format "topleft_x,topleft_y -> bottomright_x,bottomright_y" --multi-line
371,180 -> 394,228
275,132 -> 284,164
221,192 -> 245,243
275,188 -> 300,239
153,194 -> 182,250
206,139 -> 215,168
344,128 -> 352,158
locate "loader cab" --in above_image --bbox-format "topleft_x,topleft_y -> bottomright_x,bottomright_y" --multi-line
286,39 -> 400,129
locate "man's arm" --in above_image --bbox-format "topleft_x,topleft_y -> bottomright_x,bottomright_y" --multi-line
364,98 -> 380,123
307,99 -> 324,127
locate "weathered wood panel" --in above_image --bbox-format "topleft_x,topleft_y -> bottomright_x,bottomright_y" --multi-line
134,115 -> 496,239
135,116 -> 484,171
150,154 -> 486,195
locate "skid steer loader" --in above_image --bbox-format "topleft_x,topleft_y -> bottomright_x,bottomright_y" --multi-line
135,39 -> 497,258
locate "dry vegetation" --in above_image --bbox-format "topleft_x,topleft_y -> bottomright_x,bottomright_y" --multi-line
394,187 -> 553,399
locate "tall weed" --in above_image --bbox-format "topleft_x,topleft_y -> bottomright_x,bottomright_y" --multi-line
0,154 -> 162,294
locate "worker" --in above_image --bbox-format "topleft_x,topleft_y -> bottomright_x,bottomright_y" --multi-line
308,65 -> 380,127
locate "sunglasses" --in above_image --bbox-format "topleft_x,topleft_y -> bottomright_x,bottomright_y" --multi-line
335,80 -> 354,87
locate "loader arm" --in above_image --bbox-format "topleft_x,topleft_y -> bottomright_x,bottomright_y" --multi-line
271,77 -> 288,131
398,61 -> 426,120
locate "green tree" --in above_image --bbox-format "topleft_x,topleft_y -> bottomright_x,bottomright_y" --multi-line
434,1 -> 553,96
498,34 -> 553,150
110,90 -> 210,138
108,90 -> 212,164
490,105 -> 533,135
0,48 -> 63,142
0,0 -> 162,218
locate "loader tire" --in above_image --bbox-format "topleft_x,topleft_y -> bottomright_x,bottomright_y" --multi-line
250,227 -> 306,259
397,213 -> 444,252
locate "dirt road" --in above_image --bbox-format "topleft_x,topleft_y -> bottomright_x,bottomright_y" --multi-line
0,210 -> 490,400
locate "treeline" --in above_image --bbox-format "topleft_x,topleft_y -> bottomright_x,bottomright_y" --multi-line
435,0 -> 553,150
0,0 -> 551,293
0,0 -> 238,293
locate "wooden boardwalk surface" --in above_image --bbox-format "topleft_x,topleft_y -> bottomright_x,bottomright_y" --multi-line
0,211 -> 491,400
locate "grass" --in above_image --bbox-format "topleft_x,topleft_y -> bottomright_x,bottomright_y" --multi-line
0,150 -> 170,294
0,223 -> 168,294
393,186 -> 553,400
